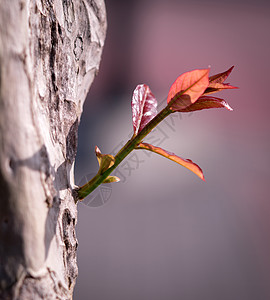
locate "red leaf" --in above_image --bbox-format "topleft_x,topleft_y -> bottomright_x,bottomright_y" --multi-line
209,66 -> 234,83
176,96 -> 233,112
167,69 -> 209,111
204,66 -> 238,95
136,142 -> 205,181
132,84 -> 157,135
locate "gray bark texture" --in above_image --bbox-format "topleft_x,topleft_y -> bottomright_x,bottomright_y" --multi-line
0,0 -> 106,299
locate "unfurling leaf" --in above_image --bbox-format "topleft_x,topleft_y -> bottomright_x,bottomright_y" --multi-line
167,69 -> 209,111
132,84 -> 157,135
176,96 -> 233,112
103,176 -> 120,183
95,146 -> 115,174
203,66 -> 238,95
136,142 -> 205,181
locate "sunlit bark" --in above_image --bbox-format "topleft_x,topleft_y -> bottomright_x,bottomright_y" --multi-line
0,0 -> 106,298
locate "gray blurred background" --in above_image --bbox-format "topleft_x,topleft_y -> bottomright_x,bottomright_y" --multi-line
74,0 -> 270,299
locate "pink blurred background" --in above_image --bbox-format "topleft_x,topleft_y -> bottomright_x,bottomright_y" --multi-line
74,0 -> 270,299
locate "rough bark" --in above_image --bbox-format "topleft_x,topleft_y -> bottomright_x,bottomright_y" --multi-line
0,0 -> 106,299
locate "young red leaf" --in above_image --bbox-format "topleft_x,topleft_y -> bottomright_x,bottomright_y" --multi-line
209,66 -> 234,83
136,142 -> 205,181
175,96 -> 233,112
203,66 -> 238,95
167,69 -> 209,111
132,84 -> 157,135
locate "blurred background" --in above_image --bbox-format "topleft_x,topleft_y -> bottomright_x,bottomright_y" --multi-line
74,0 -> 270,299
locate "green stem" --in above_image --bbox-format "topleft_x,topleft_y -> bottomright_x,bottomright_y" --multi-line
75,105 -> 172,201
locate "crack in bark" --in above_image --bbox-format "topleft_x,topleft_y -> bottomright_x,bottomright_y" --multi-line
50,20 -> 58,93
62,209 -> 78,291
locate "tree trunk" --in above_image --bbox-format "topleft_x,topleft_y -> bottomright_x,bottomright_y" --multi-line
0,0 -> 106,298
